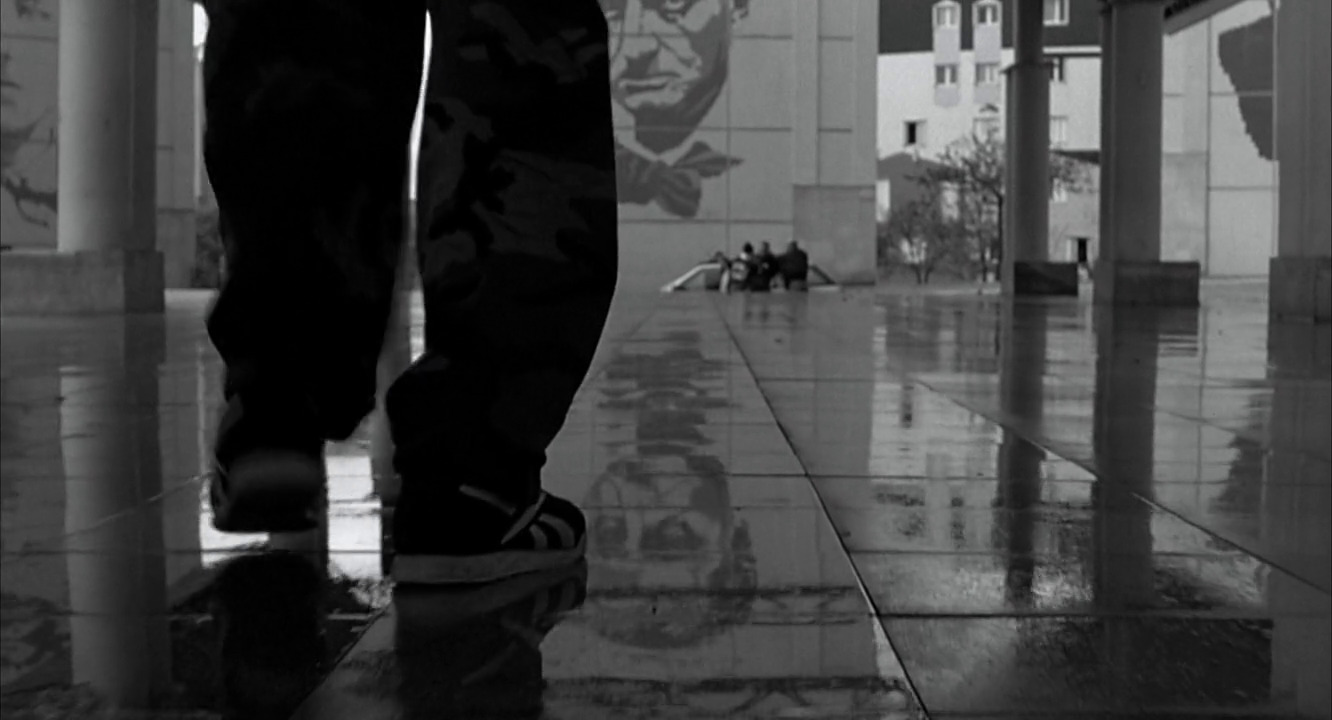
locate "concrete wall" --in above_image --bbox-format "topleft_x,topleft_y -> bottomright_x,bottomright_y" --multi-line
610,0 -> 879,289
0,0 -> 197,287
1162,0 -> 1275,276
1048,171 -> 1098,262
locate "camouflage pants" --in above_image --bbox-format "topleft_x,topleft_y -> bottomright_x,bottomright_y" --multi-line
203,0 -> 618,507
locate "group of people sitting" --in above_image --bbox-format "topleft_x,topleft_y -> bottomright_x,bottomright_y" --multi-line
713,241 -> 810,293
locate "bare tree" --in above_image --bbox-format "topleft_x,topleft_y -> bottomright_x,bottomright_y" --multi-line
879,196 -> 971,284
915,132 -> 1090,281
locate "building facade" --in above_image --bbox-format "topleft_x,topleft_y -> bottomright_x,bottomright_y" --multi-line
609,0 -> 880,289
877,0 -> 1278,278
877,0 -> 1103,266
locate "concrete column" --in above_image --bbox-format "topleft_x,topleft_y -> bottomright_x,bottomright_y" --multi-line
1265,323 -> 1332,715
1094,0 -> 1199,306
1097,1 -> 1114,263
1005,0 -> 1051,255
1106,0 -> 1162,264
0,0 -> 165,314
1270,0 -> 1332,321
1004,0 -> 1076,295
58,0 -> 137,253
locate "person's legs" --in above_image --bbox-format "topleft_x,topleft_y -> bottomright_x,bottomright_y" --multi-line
202,0 -> 426,532
388,0 -> 618,584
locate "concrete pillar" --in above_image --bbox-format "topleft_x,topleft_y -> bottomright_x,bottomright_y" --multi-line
1093,0 -> 1199,306
1098,1 -> 1114,264
1265,323 -> 1332,715
1270,0 -> 1332,321
0,0 -> 164,315
1005,0 -> 1077,295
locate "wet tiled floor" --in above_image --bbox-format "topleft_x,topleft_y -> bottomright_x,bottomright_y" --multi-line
2,284 -> 1328,718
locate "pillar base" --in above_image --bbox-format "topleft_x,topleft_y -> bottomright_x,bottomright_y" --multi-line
1011,261 -> 1080,296
1,249 -> 165,316
1269,257 -> 1331,322
1093,261 -> 1200,307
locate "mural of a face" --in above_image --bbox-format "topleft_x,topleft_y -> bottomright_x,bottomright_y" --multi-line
601,0 -> 750,218
581,338 -> 758,649
602,0 -> 747,154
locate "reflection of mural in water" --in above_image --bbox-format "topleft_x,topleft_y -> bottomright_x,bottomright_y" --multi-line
583,333 -> 758,649
0,0 -> 58,248
599,0 -> 748,219
1216,5 -> 1274,161
1216,397 -> 1266,521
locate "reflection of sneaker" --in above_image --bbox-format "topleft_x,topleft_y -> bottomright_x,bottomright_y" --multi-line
392,486 -> 586,585
211,552 -> 325,720
392,562 -> 587,719
209,399 -> 326,533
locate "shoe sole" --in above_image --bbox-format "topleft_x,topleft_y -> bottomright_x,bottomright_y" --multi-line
391,537 -> 587,586
393,560 -> 587,626
210,452 -> 326,534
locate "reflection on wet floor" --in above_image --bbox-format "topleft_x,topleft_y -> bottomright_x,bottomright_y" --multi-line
1,284 -> 1329,718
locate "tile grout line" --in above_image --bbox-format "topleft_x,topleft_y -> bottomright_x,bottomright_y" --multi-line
897,370 -> 1332,598
710,294 -> 935,720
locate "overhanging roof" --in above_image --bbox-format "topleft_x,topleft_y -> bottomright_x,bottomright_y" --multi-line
1164,0 -> 1252,34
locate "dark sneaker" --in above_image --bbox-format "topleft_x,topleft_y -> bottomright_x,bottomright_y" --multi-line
392,562 -> 587,718
392,486 -> 587,585
209,399 -> 326,533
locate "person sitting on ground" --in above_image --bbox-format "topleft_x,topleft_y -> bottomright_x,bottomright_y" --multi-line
778,240 -> 809,291
726,243 -> 756,293
751,241 -> 778,292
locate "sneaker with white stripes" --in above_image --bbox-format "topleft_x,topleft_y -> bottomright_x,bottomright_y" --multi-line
391,485 -> 586,585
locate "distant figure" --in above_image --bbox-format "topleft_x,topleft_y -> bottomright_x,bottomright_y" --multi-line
726,243 -> 756,293
751,241 -> 778,292
778,241 -> 809,291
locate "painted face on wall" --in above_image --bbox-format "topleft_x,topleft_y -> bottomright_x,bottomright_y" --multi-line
0,43 -> 50,169
601,0 -> 745,152
0,0 -> 52,140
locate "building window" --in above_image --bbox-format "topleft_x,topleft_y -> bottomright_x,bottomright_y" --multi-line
1050,115 -> 1069,147
933,1 -> 960,29
1051,179 -> 1069,203
975,0 -> 1001,26
1044,0 -> 1069,26
975,62 -> 1001,85
1048,56 -> 1067,83
905,120 -> 927,147
974,116 -> 1001,138
935,63 -> 959,86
